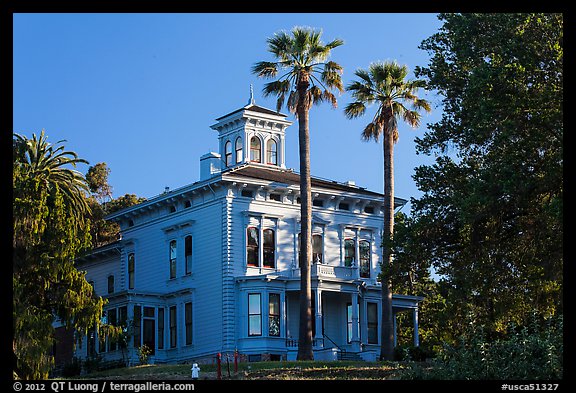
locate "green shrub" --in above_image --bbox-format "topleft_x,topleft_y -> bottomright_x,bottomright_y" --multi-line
394,344 -> 435,361
137,344 -> 152,365
403,314 -> 563,380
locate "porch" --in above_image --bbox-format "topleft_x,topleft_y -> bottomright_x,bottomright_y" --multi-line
235,274 -> 422,361
284,288 -> 422,361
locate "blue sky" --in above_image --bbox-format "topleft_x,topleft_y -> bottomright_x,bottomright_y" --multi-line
13,13 -> 444,212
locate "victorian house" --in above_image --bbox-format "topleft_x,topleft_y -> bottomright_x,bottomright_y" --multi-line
72,96 -> 422,365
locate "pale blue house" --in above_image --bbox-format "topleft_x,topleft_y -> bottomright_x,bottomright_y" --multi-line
74,97 -> 422,365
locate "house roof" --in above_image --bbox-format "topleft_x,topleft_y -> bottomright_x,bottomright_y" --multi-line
215,104 -> 287,121
224,164 -> 407,204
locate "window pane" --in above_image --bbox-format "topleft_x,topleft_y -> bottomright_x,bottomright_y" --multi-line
248,293 -> 262,336
185,236 -> 192,274
128,253 -> 135,289
266,140 -> 277,165
359,240 -> 370,278
119,306 -> 127,326
247,227 -> 259,246
269,293 -> 280,315
263,229 -> 275,268
185,302 -> 192,345
269,293 -> 280,337
248,293 -> 260,314
158,308 -> 164,350
170,240 -> 177,259
249,315 -> 262,336
250,137 -> 261,162
144,307 -> 155,318
247,227 -> 259,266
313,234 -> 323,263
108,275 -> 114,293
344,239 -> 355,266
134,305 -> 142,348
367,303 -> 378,344
169,240 -> 177,279
235,137 -> 243,163
169,306 -> 177,348
225,141 -> 232,167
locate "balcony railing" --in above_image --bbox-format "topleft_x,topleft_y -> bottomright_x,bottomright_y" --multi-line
290,263 -> 359,280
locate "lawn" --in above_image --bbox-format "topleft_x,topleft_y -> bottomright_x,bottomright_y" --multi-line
72,360 -> 414,380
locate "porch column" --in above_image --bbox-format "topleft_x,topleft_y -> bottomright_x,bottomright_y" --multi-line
350,292 -> 360,352
314,289 -> 323,347
413,308 -> 420,347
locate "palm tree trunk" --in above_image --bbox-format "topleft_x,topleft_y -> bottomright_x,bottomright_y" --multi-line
296,83 -> 314,361
380,126 -> 395,361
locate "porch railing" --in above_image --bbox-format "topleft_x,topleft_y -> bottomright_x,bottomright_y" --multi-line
290,263 -> 359,279
285,338 -> 323,348
322,333 -> 345,356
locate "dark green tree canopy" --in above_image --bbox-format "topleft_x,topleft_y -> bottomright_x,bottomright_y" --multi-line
13,131 -> 104,379
410,13 -> 562,333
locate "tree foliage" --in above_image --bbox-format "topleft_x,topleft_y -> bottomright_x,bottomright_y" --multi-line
408,13 -> 562,338
13,131 -> 105,379
86,162 -> 146,248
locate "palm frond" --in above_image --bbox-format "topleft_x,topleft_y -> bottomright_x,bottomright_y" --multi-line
322,90 -> 338,108
361,122 -> 379,142
402,109 -> 422,129
325,38 -> 344,50
267,31 -> 292,61
252,61 -> 279,78
344,101 -> 366,119
262,79 -> 292,112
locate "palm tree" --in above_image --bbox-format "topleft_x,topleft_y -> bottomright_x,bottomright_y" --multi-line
252,26 -> 344,360
13,129 -> 91,221
344,61 -> 430,360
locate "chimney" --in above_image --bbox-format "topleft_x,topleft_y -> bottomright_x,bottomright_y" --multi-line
200,152 -> 221,180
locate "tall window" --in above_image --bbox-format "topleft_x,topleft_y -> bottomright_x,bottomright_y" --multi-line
169,306 -> 177,348
119,306 -> 127,329
367,303 -> 378,344
169,240 -> 177,279
263,229 -> 275,268
158,308 -> 164,350
268,293 -> 280,336
359,240 -> 371,278
312,234 -> 323,263
185,302 -> 192,345
248,293 -> 262,336
347,303 -> 353,343
143,307 -> 156,355
344,238 -> 355,267
185,235 -> 192,275
224,141 -> 232,167
250,136 -> 261,163
246,227 -> 259,267
266,139 -> 277,165
128,253 -> 135,289
108,308 -> 117,351
133,305 -> 142,348
235,137 -> 243,163
107,275 -> 115,294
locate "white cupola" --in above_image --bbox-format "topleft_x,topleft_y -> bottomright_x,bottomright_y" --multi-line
209,86 -> 293,171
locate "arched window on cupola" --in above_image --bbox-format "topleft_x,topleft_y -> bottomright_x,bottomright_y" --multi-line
224,141 -> 232,167
266,139 -> 277,165
235,137 -> 243,164
250,136 -> 261,163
